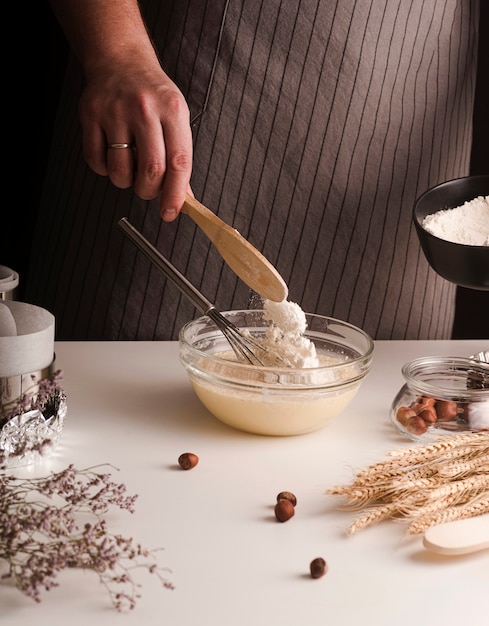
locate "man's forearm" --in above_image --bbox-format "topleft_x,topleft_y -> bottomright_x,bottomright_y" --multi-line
49,0 -> 159,77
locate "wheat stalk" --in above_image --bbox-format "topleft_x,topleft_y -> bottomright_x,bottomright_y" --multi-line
347,502 -> 399,534
387,432 -> 488,462
406,493 -> 489,535
437,453 -> 489,478
344,435 -> 488,487
328,432 -> 489,535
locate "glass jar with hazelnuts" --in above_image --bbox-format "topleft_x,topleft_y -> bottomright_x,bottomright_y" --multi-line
391,356 -> 489,442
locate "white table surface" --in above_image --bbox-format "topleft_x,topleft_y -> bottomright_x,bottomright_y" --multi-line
2,339 -> 488,625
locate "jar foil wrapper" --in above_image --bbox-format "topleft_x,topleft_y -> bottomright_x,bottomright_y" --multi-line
0,389 -> 67,467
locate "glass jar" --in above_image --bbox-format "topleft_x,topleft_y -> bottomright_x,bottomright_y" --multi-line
0,360 -> 66,467
391,356 -> 489,442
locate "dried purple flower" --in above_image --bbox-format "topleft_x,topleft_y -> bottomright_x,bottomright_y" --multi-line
0,464 -> 173,611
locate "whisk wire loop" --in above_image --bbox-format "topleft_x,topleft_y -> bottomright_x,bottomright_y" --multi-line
206,308 -> 266,366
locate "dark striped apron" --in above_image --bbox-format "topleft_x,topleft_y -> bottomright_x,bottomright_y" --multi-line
26,0 -> 479,340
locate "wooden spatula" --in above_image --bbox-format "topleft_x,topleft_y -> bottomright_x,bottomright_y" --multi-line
423,514 -> 489,556
182,194 -> 288,302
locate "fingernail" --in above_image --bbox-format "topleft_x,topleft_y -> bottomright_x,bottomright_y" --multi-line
162,208 -> 178,221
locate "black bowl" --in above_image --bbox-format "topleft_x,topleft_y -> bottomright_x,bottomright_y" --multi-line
413,175 -> 489,291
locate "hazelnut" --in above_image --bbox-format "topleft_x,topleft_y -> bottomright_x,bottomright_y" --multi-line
419,395 -> 436,407
178,452 -> 199,470
274,499 -> 295,522
419,407 -> 437,424
309,557 -> 327,579
435,400 -> 459,421
396,406 -> 417,426
276,491 -> 297,507
413,396 -> 436,413
406,415 -> 428,435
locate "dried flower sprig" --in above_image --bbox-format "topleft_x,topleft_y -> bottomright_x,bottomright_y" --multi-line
0,463 -> 173,611
328,431 -> 489,536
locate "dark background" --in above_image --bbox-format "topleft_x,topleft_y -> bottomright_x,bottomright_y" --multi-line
6,4 -> 489,338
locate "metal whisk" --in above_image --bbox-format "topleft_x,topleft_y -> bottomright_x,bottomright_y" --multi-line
470,351 -> 489,364
117,218 -> 281,366
468,350 -> 489,390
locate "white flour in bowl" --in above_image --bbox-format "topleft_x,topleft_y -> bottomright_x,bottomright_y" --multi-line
421,195 -> 489,246
260,299 -> 319,368
262,299 -> 307,335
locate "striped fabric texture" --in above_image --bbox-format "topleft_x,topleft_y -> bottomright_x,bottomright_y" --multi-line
26,0 -> 479,340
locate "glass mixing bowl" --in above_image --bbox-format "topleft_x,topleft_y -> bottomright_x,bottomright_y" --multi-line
179,310 -> 374,436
